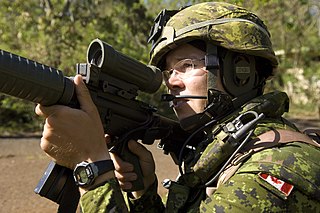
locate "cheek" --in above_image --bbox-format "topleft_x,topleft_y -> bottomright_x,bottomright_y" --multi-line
189,75 -> 207,94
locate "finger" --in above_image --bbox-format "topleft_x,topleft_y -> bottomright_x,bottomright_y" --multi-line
118,180 -> 132,190
73,75 -> 95,113
40,137 -> 57,154
127,140 -> 152,162
41,121 -> 65,145
34,104 -> 43,116
104,134 -> 112,145
35,104 -> 53,117
35,104 -> 65,118
114,170 -> 137,182
110,152 -> 134,173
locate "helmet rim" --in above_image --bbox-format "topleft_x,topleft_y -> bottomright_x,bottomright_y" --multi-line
148,2 -> 278,69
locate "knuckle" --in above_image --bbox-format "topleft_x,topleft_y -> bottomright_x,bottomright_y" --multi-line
40,139 -> 55,154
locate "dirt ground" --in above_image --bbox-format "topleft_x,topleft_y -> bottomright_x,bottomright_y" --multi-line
0,138 -> 179,212
0,118 -> 319,213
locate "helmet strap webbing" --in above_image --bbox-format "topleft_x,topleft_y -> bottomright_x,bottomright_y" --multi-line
203,42 -> 235,115
205,43 -> 219,92
180,43 -> 262,131
205,42 -> 262,109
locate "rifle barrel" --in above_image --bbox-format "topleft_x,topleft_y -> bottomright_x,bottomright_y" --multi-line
0,49 -> 74,105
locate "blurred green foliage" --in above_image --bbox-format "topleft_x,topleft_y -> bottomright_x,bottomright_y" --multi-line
0,0 -> 319,134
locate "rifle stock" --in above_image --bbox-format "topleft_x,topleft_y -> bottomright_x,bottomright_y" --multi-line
0,39 -> 189,212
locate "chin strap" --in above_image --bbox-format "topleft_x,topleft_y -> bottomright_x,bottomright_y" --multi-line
204,42 -> 263,110
205,43 -> 220,96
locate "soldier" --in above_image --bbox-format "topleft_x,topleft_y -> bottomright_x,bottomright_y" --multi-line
36,2 -> 320,212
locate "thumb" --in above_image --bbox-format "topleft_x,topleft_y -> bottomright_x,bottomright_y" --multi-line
73,75 -> 95,113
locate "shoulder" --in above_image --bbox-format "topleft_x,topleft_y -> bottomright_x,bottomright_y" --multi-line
237,140 -> 320,200
205,165 -> 320,212
202,142 -> 320,212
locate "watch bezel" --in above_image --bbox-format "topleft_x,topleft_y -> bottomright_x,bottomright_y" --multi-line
73,161 -> 98,187
73,160 -> 114,187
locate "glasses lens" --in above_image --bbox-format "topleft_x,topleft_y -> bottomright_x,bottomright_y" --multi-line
163,58 -> 205,81
174,59 -> 194,74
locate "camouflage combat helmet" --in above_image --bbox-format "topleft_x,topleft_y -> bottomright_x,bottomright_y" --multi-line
148,2 -> 278,69
148,2 -> 279,131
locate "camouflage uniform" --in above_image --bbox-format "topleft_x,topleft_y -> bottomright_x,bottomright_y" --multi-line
80,2 -> 320,212
80,91 -> 320,212
161,91 -> 320,212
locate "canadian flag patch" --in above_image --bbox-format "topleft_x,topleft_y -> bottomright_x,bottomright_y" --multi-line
258,173 -> 294,196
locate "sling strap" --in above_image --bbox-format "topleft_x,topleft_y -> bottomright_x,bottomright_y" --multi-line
303,128 -> 320,143
245,129 -> 320,153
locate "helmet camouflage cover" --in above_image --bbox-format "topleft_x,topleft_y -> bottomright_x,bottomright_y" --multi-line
148,2 -> 278,69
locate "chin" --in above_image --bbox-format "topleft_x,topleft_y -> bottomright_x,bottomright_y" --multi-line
174,102 -> 203,121
175,109 -> 197,121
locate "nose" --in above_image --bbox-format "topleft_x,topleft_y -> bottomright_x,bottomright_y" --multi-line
165,72 -> 185,91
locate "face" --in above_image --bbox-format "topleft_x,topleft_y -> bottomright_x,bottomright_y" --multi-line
164,44 -> 208,121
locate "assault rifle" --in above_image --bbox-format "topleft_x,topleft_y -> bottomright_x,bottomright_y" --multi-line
0,39 -> 188,212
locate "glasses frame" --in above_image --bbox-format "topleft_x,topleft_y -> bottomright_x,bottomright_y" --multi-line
163,58 -> 206,81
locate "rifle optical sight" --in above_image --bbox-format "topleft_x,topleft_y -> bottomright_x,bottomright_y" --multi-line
87,39 -> 162,93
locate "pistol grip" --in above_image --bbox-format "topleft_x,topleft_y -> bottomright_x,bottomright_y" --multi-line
112,141 -> 144,192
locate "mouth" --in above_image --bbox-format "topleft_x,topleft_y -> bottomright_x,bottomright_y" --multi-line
172,99 -> 188,108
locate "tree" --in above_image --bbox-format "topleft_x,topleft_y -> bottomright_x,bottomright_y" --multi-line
0,0 -> 319,134
0,0 -> 157,133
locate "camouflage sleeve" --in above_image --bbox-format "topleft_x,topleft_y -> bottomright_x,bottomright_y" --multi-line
201,173 -> 290,212
127,177 -> 165,212
80,177 -> 128,212
201,172 -> 319,212
80,177 -> 165,213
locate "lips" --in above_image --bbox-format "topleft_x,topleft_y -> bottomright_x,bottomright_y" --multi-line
169,93 -> 189,108
172,99 -> 188,108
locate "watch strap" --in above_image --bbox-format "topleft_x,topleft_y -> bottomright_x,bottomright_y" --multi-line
73,159 -> 115,188
92,159 -> 115,176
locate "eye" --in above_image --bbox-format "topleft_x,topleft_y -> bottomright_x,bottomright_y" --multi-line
175,59 -> 193,72
182,62 -> 193,68
193,59 -> 205,69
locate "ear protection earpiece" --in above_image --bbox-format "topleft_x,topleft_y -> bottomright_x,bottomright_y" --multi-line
219,49 -> 257,97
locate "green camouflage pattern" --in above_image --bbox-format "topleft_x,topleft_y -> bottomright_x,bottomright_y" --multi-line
150,2 -> 278,69
128,178 -> 165,212
179,91 -> 293,188
79,91 -> 320,212
238,142 -> 320,200
80,178 -> 129,212
163,92 -> 320,212
202,172 -> 319,212
80,177 -> 165,212
198,140 -> 320,212
240,91 -> 289,118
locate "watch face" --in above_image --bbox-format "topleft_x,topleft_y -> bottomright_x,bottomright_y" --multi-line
74,164 -> 94,186
77,167 -> 89,184
74,160 -> 114,187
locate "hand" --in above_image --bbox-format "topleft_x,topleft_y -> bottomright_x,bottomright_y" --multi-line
109,137 -> 156,198
35,75 -> 110,169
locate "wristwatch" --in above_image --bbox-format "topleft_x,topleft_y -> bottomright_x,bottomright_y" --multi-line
73,160 -> 115,188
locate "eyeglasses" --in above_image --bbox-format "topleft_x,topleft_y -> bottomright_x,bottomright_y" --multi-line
163,58 -> 206,81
